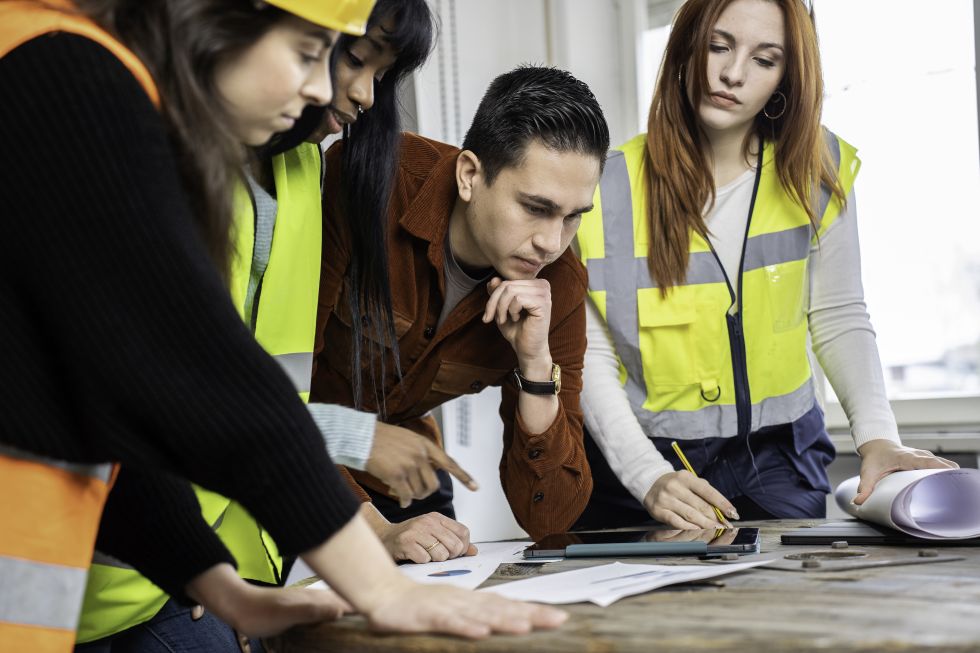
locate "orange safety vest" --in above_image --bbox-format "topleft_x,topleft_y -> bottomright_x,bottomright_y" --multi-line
0,1 -> 159,651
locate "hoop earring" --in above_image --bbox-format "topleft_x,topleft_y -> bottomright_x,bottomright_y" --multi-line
763,90 -> 786,120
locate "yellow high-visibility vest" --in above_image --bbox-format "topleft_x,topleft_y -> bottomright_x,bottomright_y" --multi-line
77,143 -> 323,642
576,130 -> 859,440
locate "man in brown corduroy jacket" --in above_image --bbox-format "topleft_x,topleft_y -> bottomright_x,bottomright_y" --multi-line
311,66 -> 610,561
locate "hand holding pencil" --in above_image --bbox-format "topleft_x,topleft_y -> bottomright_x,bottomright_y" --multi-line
639,441 -> 740,530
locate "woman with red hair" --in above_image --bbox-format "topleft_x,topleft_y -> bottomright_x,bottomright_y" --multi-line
575,0 -> 955,530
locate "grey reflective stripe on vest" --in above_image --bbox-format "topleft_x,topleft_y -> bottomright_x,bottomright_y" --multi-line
589,151 -> 649,411
0,443 -> 112,483
90,550 -> 134,571
742,225 -> 811,271
588,250 -> 727,291
273,352 -> 313,394
636,378 -> 815,440
90,507 -> 228,571
816,129 -> 842,224
0,556 -> 87,630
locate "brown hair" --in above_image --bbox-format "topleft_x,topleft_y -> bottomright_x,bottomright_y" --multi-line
643,0 -> 845,292
73,0 -> 289,278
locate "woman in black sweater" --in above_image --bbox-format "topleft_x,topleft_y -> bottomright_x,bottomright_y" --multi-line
0,0 -> 566,645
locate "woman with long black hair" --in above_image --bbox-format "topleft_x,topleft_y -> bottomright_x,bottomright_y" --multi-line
313,0 -> 482,518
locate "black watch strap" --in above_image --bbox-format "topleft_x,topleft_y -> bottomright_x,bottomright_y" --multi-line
512,364 -> 561,395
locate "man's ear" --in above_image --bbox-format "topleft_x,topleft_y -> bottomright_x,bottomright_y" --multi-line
455,150 -> 481,203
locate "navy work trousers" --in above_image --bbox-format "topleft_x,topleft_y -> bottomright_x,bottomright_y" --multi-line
574,404 -> 835,530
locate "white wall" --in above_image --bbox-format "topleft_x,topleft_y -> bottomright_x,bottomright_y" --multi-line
411,0 -> 640,148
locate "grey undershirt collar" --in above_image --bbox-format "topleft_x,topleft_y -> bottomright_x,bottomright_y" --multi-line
437,233 -> 493,329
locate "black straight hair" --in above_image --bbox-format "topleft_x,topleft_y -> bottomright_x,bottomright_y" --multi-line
462,65 -> 610,185
333,0 -> 435,413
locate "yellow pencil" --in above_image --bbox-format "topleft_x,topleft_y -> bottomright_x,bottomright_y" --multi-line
670,440 -> 730,527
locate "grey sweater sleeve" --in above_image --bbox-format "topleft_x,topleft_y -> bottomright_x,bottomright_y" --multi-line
808,190 -> 901,446
307,403 -> 376,469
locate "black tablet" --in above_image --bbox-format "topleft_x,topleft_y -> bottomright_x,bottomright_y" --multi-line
523,527 -> 761,558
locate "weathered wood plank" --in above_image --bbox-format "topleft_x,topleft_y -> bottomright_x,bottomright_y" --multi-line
263,520 -> 980,653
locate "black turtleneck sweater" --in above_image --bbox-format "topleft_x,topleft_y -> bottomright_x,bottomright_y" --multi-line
0,33 -> 359,597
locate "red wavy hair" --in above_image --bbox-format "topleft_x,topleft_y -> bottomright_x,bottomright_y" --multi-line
643,0 -> 845,292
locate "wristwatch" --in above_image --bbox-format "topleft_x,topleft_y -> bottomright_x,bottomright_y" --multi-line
512,363 -> 561,395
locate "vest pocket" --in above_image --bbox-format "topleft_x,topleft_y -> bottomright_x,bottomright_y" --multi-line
765,259 -> 808,333
638,288 -> 698,386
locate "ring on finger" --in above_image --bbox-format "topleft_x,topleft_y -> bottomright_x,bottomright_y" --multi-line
423,541 -> 441,553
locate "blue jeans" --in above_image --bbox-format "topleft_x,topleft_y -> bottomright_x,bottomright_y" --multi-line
74,598 -> 264,653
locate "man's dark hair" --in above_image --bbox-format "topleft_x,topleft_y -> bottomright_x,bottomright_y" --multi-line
462,65 -> 610,184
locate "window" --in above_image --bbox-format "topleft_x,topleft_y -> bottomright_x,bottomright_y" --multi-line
818,0 -> 980,399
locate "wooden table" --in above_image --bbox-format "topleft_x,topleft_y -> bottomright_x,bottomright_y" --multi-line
264,520 -> 980,652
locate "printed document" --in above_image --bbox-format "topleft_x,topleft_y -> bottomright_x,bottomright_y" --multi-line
835,468 -> 980,539
480,560 -> 768,607
307,540 -> 546,592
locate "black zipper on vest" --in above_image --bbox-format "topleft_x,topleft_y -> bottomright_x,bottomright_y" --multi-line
708,146 -> 764,438
726,312 -> 751,437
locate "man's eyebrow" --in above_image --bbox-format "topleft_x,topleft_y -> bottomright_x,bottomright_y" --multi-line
366,36 -> 386,53
519,193 -> 593,216
518,193 -> 560,212
713,28 -> 783,52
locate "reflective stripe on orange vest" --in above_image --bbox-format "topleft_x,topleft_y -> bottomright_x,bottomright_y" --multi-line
1,2 -> 159,651
0,449 -> 118,652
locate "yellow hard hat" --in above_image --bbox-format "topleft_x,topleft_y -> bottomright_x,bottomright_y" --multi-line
264,0 -> 376,36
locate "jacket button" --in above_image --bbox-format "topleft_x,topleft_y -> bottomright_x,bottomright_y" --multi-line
532,491 -> 545,503
423,326 -> 435,339
470,380 -> 483,391
528,448 -> 542,460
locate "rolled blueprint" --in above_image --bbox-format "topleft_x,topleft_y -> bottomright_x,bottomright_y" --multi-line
835,469 -> 980,540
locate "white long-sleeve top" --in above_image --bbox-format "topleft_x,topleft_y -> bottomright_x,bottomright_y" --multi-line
582,170 -> 901,504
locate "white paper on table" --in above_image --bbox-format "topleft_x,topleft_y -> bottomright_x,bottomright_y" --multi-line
307,540 -> 545,592
479,560 -> 768,607
835,468 -> 980,539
